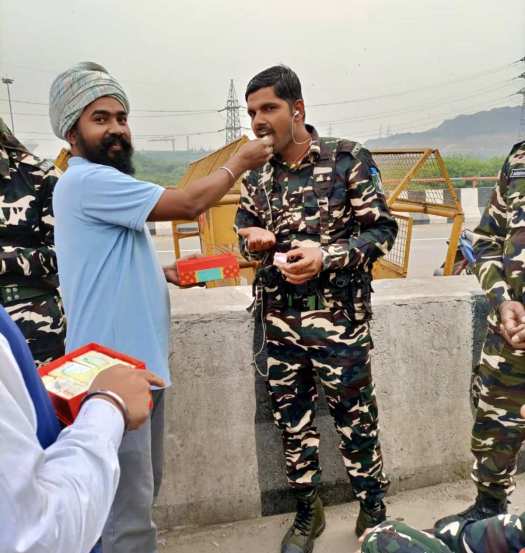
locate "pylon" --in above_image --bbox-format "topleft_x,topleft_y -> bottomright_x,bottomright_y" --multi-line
225,80 -> 241,144
519,87 -> 525,141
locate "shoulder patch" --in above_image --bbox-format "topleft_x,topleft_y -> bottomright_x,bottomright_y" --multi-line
369,166 -> 385,194
351,142 -> 362,157
510,168 -> 525,179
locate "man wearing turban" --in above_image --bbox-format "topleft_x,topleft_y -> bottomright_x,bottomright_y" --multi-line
49,62 -> 273,553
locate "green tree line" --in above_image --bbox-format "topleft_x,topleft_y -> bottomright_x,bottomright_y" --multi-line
133,150 -> 504,189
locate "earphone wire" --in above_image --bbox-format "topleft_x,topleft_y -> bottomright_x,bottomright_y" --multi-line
291,112 -> 311,145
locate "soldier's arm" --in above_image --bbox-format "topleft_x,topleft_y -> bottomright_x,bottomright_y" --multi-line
471,166 -> 513,311
0,166 -> 58,279
435,512 -> 525,552
321,156 -> 398,272
234,176 -> 268,261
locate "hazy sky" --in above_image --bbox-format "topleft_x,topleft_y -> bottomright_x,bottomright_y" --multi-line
1,0 -> 524,157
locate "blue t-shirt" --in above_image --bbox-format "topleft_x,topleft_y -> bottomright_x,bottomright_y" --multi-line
53,157 -> 171,385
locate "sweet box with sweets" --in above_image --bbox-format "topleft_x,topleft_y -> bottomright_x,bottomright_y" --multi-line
176,253 -> 240,285
39,342 -> 145,425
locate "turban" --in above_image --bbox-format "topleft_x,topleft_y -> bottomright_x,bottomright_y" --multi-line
49,61 -> 130,140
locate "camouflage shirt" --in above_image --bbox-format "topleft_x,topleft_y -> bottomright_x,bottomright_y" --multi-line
364,514 -> 525,552
472,141 -> 525,327
0,118 -> 59,288
235,126 -> 398,314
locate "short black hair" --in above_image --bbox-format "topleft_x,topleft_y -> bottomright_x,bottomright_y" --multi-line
245,65 -> 302,105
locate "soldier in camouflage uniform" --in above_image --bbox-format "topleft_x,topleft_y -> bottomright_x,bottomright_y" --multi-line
360,513 -> 525,553
0,118 -> 65,364
436,141 -> 525,527
235,66 -> 398,553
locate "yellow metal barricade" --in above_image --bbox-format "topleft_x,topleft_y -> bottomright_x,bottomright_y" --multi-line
372,214 -> 413,279
54,148 -> 71,172
372,148 -> 464,276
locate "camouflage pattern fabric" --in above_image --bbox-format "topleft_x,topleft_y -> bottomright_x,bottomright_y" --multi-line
235,126 -> 396,503
470,141 -> 525,500
361,513 -> 525,553
0,118 -> 65,364
266,308 -> 389,501
470,328 -> 525,500
5,292 -> 65,364
235,126 -> 398,321
472,140 -> 525,328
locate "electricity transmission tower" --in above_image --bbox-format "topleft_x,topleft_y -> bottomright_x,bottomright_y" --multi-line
225,79 -> 241,144
517,57 -> 525,140
519,87 -> 525,141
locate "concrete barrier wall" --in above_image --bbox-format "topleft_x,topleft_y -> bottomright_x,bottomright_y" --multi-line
154,277 -> 488,529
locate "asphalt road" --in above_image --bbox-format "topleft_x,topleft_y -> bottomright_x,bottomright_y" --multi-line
153,219 -> 481,280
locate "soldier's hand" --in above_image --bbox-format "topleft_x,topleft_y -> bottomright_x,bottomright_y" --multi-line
279,247 -> 323,285
88,365 -> 165,431
234,135 -> 274,171
238,227 -> 276,252
499,301 -> 525,349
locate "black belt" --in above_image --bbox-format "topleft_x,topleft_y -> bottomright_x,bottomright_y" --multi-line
286,293 -> 324,311
0,285 -> 52,305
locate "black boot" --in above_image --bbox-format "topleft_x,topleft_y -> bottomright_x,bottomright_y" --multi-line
281,488 -> 326,553
355,500 -> 386,537
434,492 -> 507,529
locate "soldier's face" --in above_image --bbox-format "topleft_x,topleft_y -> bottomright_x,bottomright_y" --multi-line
247,87 -> 294,154
68,96 -> 135,174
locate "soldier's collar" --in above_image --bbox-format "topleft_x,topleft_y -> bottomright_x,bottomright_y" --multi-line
271,125 -> 321,170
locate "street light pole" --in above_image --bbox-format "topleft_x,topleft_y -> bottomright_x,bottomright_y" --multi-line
1,78 -> 15,133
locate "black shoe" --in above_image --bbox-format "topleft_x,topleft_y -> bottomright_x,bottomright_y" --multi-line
434,493 -> 507,529
281,488 -> 326,553
355,501 -> 386,537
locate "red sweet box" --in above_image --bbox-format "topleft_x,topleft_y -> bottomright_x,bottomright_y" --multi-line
176,253 -> 240,285
39,343 -> 145,426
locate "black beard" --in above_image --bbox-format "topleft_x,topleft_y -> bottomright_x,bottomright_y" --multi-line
77,132 -> 135,175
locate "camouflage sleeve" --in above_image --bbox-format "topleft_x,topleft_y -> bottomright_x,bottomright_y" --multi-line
471,166 -> 513,311
362,521 -> 452,552
321,158 -> 398,272
435,513 -> 525,553
0,166 -> 58,279
234,175 -> 267,262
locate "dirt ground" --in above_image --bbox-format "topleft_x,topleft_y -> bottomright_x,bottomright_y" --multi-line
158,474 -> 525,553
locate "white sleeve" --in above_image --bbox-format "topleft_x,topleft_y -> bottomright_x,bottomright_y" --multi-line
0,336 -> 125,553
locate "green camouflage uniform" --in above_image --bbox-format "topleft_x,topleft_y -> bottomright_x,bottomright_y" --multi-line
0,119 -> 65,365
361,514 -> 525,552
235,126 -> 397,505
470,141 -> 525,501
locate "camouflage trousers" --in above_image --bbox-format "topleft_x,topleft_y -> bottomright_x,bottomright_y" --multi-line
5,291 -> 66,365
265,306 -> 389,504
470,328 -> 525,501
361,515 -> 525,553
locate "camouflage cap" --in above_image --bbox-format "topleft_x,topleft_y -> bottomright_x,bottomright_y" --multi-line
0,117 -> 29,154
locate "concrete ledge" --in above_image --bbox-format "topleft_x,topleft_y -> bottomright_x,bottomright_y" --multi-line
155,276 -> 487,529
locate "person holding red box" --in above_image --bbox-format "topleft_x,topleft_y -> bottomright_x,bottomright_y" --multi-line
48,61 -> 272,553
0,303 -> 163,553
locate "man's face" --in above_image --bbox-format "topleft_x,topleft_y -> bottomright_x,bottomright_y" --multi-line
69,96 -> 134,174
247,86 -> 295,154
